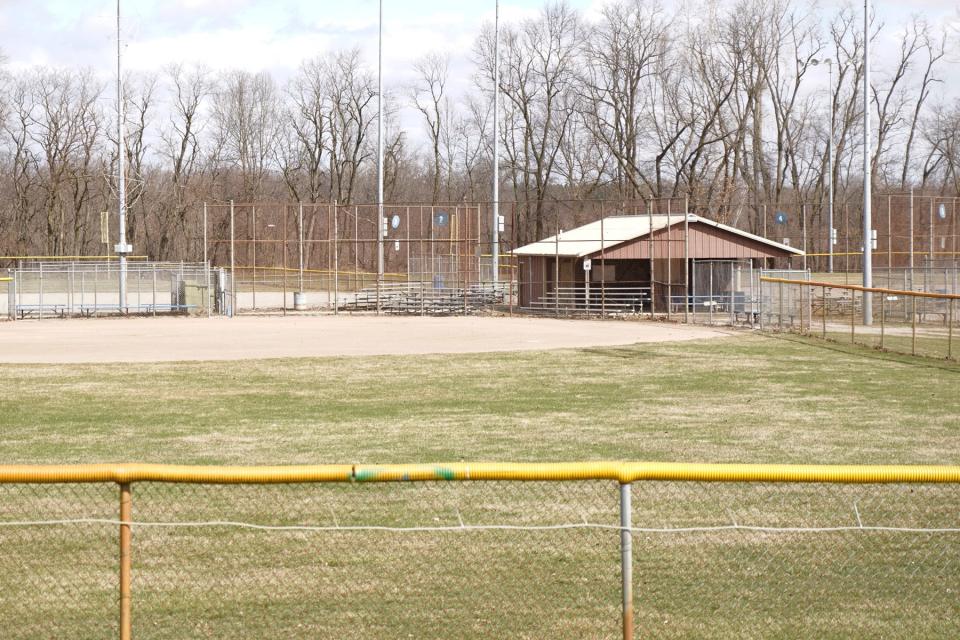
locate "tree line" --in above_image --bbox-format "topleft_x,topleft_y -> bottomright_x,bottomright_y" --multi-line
1,0 -> 957,260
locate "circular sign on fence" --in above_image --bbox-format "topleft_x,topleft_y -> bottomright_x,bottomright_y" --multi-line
774,211 -> 788,225
938,203 -> 947,220
391,214 -> 401,230
434,211 -> 449,227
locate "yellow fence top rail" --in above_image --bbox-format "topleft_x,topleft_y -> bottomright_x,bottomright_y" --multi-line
760,276 -> 960,301
1,462 -> 959,484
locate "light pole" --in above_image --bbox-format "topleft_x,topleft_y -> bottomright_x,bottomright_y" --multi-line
491,0 -> 500,285
811,58 -> 834,273
376,0 -> 384,284
863,0 -> 873,325
115,0 -> 132,312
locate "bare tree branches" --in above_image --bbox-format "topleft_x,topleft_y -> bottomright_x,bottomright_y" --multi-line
0,1 -> 958,258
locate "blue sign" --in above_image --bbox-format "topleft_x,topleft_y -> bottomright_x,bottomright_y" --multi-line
774,211 -> 788,225
434,211 -> 449,227
390,214 -> 401,229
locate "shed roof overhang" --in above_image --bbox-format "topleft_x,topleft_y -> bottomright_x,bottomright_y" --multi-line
512,214 -> 803,258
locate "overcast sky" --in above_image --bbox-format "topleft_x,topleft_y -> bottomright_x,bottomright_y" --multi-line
1,0 -> 958,148
3,1 -> 958,77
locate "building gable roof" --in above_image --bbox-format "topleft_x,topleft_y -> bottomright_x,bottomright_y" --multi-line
511,214 -> 803,257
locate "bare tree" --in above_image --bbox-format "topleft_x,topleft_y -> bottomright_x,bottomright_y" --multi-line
325,48 -> 376,205
478,1 -> 584,241
154,64 -> 210,259
409,52 -> 450,204
580,0 -> 670,198
899,23 -> 946,188
282,57 -> 330,204
27,68 -> 104,255
211,70 -> 279,201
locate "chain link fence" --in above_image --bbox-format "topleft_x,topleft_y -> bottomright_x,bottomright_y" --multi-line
7,261 -> 230,319
760,275 -> 959,360
0,463 -> 957,639
1,273 -> 12,320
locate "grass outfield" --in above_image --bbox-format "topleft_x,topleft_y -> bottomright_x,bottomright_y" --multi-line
2,333 -> 959,465
0,334 -> 958,638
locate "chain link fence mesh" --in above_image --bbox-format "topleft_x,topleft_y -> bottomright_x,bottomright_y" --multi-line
631,482 -> 960,638
0,479 -> 957,638
760,276 -> 958,360
0,483 -> 118,640
8,261 -> 227,319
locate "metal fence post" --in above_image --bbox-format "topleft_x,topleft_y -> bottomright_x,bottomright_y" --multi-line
949,298 -> 954,360
879,290 -> 885,350
119,483 -> 132,640
648,200 -> 655,319
758,271 -> 763,331
667,200 -> 672,321
333,201 -> 339,315
709,265 -> 714,326
555,218 -> 560,318
729,262 -> 735,326
601,207 -> 606,319
230,200 -> 236,312
620,482 -> 633,640
851,290 -> 856,344
683,203 -> 689,324
912,296 -> 917,356
822,285 -> 827,339
778,280 -> 783,331
251,206 -> 257,311
203,202 -> 211,318
799,280 -> 805,333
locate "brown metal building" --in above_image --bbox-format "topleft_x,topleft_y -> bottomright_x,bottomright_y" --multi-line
513,214 -> 803,312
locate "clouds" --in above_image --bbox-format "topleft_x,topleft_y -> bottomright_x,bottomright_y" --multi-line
1,0 -> 545,80
2,0 -> 956,151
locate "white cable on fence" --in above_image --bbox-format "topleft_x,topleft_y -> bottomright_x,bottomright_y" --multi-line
0,518 -> 958,535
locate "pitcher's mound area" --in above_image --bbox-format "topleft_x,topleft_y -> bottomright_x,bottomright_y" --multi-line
0,315 -> 729,363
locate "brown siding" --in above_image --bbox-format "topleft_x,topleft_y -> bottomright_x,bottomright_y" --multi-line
586,221 -> 795,260
519,256 -> 547,306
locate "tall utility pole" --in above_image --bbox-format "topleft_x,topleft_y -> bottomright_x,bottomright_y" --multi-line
812,57 -> 835,272
862,0 -> 873,325
491,0 -> 500,285
376,0 -> 385,281
826,59 -> 834,274
115,0 -> 132,312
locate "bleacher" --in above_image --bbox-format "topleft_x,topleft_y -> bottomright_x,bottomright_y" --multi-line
339,282 -> 508,315
521,286 -> 650,316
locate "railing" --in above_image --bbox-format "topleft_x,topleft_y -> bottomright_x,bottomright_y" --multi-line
760,276 -> 958,360
523,286 -> 651,316
2,461 -> 959,639
8,262 -> 226,319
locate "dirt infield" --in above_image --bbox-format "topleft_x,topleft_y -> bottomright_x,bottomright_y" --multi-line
0,315 -> 729,363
